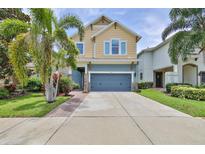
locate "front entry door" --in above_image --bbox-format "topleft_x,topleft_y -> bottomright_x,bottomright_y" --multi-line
156,72 -> 163,88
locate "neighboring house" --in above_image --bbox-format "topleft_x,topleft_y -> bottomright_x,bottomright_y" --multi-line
137,38 -> 205,88
70,15 -> 141,92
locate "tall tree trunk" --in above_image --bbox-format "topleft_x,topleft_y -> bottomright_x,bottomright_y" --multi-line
45,78 -> 55,103
54,73 -> 60,101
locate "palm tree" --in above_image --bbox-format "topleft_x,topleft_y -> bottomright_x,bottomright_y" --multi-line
3,8 -> 84,103
162,8 -> 205,64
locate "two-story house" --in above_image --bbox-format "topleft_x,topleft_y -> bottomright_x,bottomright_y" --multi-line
70,15 -> 141,92
137,37 -> 205,88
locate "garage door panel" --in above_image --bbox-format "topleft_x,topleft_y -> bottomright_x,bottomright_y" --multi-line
91,74 -> 131,91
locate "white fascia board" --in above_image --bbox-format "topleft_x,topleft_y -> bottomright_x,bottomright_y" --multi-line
91,21 -> 141,39
88,71 -> 135,83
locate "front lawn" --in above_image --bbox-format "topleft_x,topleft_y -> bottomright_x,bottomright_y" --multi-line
0,93 -> 69,117
138,89 -> 205,117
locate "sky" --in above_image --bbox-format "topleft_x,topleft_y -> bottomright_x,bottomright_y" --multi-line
54,8 -> 171,52
23,8 -> 171,51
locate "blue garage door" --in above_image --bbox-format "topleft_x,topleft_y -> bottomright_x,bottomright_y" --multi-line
91,74 -> 131,91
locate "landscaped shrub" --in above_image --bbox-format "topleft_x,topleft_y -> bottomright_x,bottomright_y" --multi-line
171,86 -> 205,100
72,82 -> 80,89
26,77 -> 42,92
195,84 -> 205,89
166,83 -> 192,93
138,82 -> 153,89
59,76 -> 73,95
4,79 -> 10,84
4,83 -> 16,92
0,88 -> 9,99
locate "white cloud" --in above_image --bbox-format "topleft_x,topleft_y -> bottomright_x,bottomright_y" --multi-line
141,15 -> 168,36
113,10 -> 127,15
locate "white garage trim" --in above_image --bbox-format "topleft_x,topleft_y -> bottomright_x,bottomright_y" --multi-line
88,71 -> 135,83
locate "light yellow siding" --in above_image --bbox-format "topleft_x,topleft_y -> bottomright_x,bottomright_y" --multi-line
72,24 -> 108,58
95,24 -> 136,59
72,18 -> 137,61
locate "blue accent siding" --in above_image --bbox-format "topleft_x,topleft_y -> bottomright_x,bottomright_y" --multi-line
91,64 -> 135,72
72,70 -> 82,89
90,74 -> 131,91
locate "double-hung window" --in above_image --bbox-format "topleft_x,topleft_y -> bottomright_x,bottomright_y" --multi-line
76,42 -> 84,55
104,41 -> 110,55
120,41 -> 127,55
104,39 -> 127,55
111,39 -> 120,55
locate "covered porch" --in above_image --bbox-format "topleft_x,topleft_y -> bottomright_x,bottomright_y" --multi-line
153,65 -> 178,88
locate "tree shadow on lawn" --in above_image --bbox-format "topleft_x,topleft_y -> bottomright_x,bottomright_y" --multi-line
0,93 -> 43,106
13,100 -> 46,111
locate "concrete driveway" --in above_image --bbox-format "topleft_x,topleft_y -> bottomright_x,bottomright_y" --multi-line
1,92 -> 205,144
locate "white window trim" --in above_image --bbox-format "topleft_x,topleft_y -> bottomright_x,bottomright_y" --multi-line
76,42 -> 85,55
93,43 -> 96,58
120,40 -> 127,55
103,39 -> 127,56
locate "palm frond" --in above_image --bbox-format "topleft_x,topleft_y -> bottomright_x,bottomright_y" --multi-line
162,18 -> 191,40
58,14 -> 84,40
168,31 -> 200,64
0,19 -> 29,41
8,33 -> 29,86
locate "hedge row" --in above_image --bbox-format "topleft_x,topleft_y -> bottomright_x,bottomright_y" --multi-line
138,82 -> 153,89
166,83 -> 192,93
171,86 -> 205,101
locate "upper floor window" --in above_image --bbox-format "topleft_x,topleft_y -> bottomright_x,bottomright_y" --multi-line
104,39 -> 127,55
120,41 -> 127,55
104,41 -> 110,55
76,42 -> 84,54
111,39 -> 120,54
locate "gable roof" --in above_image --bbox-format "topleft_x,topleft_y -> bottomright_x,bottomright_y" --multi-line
86,15 -> 113,26
71,15 -> 113,38
91,21 -> 141,41
71,15 -> 141,41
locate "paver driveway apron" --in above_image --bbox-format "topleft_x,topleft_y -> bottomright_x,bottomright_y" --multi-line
1,92 -> 205,144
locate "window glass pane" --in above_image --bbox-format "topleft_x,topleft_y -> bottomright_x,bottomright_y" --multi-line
76,43 -> 84,54
112,39 -> 119,54
140,72 -> 143,80
202,72 -> 205,83
104,42 -> 110,55
121,41 -> 126,54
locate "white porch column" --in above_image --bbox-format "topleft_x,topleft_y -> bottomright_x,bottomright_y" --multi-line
173,65 -> 178,73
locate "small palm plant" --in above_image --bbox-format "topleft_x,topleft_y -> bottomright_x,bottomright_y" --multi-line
0,9 -> 84,103
162,8 -> 205,64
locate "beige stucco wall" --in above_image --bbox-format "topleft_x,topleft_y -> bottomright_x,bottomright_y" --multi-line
183,65 -> 197,85
178,52 -> 205,85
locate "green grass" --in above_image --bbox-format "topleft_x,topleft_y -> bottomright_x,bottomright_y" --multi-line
0,93 -> 69,117
138,89 -> 205,117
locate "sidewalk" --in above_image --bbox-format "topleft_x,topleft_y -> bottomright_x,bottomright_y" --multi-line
46,91 -> 87,117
